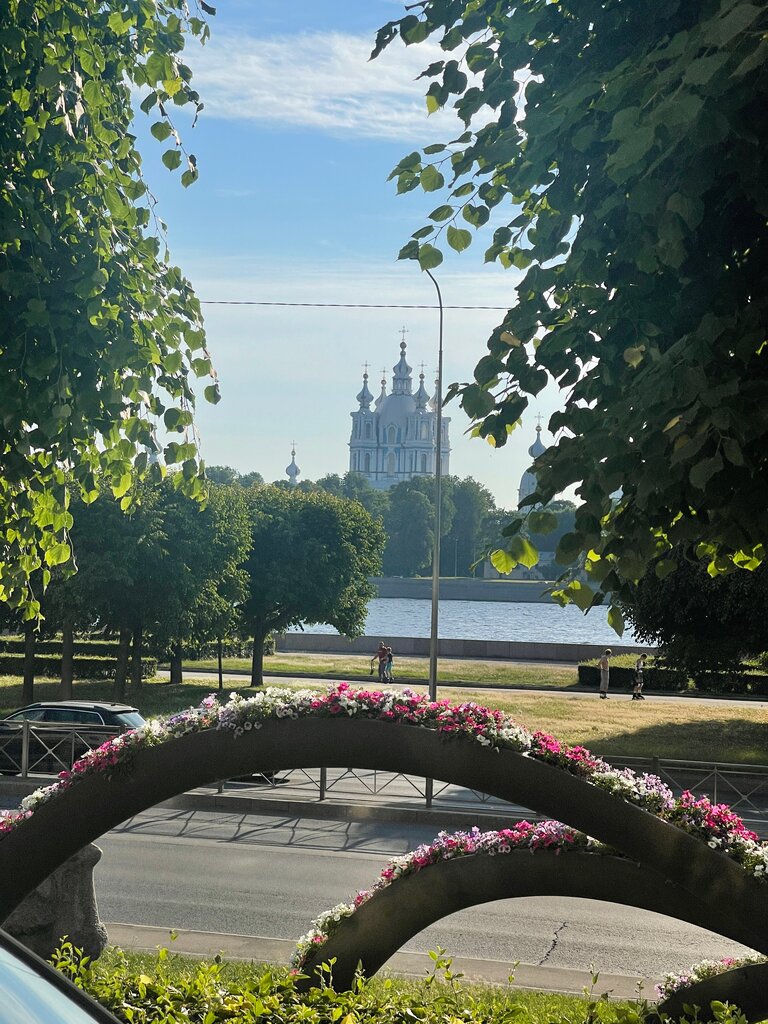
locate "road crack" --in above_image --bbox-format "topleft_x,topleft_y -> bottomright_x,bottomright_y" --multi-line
538,921 -> 568,965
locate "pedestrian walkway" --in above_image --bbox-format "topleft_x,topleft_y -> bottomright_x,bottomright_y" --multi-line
164,667 -> 768,708
104,922 -> 658,1000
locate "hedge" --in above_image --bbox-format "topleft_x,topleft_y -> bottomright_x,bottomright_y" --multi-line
578,661 -> 768,696
0,638 -> 121,657
0,654 -> 157,680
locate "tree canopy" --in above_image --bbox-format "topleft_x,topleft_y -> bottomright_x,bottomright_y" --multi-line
1,0 -> 217,615
240,486 -> 386,685
375,0 -> 768,629
622,551 -> 768,676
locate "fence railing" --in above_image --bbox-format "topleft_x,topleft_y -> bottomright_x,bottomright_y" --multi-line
3,725 -> 766,831
0,721 -> 122,778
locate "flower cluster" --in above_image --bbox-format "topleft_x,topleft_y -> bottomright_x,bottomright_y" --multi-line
292,902 -> 356,970
656,953 -> 768,999
292,821 -> 603,969
0,684 -> 765,885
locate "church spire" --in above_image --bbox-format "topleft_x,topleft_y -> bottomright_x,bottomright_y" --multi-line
356,369 -> 373,410
415,369 -> 430,410
285,443 -> 300,486
392,335 -> 412,396
375,367 -> 387,409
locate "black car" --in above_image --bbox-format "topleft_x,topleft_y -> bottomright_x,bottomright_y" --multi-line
0,927 -> 119,1023
0,701 -> 145,776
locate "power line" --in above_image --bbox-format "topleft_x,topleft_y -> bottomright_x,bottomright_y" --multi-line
199,299 -> 509,310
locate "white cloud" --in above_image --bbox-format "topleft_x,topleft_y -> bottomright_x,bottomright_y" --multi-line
188,31 -> 469,141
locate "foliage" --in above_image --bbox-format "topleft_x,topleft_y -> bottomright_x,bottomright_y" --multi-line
241,487 -> 385,684
0,0 -> 217,615
621,555 -> 768,675
383,481 -> 435,575
52,939 -> 648,1024
375,0 -> 768,622
207,466 -> 265,487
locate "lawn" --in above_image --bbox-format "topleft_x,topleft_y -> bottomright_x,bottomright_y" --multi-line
186,651 -> 579,689
1,674 -> 766,764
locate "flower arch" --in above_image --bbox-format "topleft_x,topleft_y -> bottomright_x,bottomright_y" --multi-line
1,685 -> 766,981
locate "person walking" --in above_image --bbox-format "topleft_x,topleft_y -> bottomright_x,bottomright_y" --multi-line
385,646 -> 394,681
373,642 -> 388,683
632,653 -> 647,700
599,648 -> 612,699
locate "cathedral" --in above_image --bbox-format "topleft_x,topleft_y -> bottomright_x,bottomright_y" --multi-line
348,337 -> 450,490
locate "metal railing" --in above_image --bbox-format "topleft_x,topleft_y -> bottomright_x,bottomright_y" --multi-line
0,721 -> 122,778
221,757 -> 768,831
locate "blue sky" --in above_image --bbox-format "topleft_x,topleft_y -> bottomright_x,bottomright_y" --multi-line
140,0 -> 563,509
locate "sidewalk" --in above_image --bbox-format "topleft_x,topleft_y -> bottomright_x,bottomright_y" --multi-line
104,922 -> 658,1000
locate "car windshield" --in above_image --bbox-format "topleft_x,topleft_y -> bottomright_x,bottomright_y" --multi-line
0,939 -> 109,1023
113,711 -> 145,729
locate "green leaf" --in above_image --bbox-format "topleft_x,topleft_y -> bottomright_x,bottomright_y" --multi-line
508,534 -> 539,569
417,244 -> 443,271
429,205 -> 454,222
567,580 -> 596,612
44,542 -> 71,567
490,548 -> 516,575
420,165 -> 445,192
447,226 -> 472,252
689,453 -> 723,489
527,510 -> 558,534
204,383 -> 221,404
162,148 -> 182,170
606,605 -> 625,637
151,121 -> 173,141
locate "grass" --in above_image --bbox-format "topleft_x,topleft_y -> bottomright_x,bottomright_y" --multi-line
1,674 -> 766,764
187,651 -> 579,689
83,945 -> 640,1022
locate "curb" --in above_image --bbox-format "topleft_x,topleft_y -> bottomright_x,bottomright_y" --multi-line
103,921 -> 659,1000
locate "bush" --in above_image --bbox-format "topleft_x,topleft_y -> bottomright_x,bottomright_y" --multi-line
185,635 -> 275,660
49,940 -> 738,1024
0,637 -> 122,657
0,654 -> 157,680
577,659 -> 687,692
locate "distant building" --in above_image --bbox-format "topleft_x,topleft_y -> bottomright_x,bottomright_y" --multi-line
518,423 -> 548,508
349,337 -> 450,491
285,445 -> 300,486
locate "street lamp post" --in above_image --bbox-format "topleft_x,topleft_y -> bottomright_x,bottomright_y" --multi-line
424,269 -> 443,705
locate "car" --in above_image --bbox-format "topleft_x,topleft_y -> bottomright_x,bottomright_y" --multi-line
0,927 -> 120,1023
0,701 -> 145,776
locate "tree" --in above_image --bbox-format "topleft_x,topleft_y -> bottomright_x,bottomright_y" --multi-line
1,1 -> 218,615
154,483 -> 251,684
316,472 -> 390,522
622,553 -> 768,676
383,483 -> 436,577
443,476 -> 495,576
375,0 -> 768,628
241,486 -> 385,686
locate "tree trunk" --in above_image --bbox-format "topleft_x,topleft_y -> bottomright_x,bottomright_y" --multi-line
130,626 -> 143,689
22,621 -> 36,705
169,643 -> 183,686
60,620 -> 74,700
217,638 -> 223,691
113,628 -> 131,701
250,628 -> 265,687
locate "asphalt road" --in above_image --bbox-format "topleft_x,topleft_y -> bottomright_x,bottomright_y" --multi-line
94,807 -> 756,981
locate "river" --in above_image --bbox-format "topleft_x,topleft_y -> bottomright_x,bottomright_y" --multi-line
292,598 -> 643,646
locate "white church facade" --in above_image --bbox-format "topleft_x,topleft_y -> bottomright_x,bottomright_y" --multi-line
348,339 -> 450,490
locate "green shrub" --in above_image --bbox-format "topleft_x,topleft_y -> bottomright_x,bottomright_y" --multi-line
0,637 -> 122,657
577,660 -> 687,692
49,940 -> 745,1024
0,653 -> 157,680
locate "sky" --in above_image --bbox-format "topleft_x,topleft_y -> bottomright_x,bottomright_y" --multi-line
139,0 -> 564,510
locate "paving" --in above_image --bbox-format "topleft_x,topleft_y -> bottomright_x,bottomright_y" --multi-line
104,921 -> 657,1000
